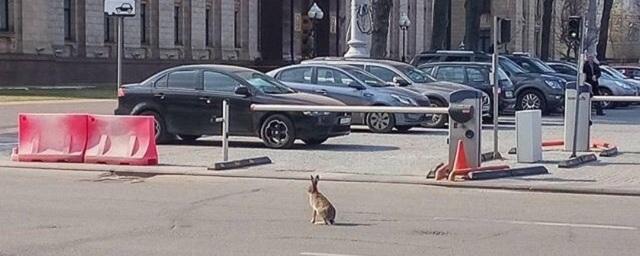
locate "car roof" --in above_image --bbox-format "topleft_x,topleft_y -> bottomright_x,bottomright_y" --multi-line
612,66 -> 640,69
307,57 -> 410,66
172,64 -> 257,73
419,62 -> 491,67
416,50 -> 488,55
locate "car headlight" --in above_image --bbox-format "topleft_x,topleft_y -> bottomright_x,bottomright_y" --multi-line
391,94 -> 417,106
505,90 -> 514,98
302,111 -> 331,116
544,80 -> 562,89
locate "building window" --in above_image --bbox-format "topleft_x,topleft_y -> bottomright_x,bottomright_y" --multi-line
0,0 -> 8,31
64,0 -> 74,40
205,7 -> 211,46
174,6 -> 181,45
141,2 -> 147,44
234,0 -> 240,48
104,15 -> 113,42
480,0 -> 491,14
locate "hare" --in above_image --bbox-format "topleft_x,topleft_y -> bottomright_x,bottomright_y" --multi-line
308,175 -> 336,225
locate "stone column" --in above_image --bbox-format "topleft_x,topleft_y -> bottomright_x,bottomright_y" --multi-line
248,0 -> 259,60
85,0 -> 107,58
123,0 -> 142,58
344,0 -> 369,58
191,0 -> 207,60
220,0 -> 237,60
158,0 -> 176,59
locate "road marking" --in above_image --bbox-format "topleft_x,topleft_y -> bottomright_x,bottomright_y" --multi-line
0,142 -> 17,146
434,217 -> 637,231
301,252 -> 365,256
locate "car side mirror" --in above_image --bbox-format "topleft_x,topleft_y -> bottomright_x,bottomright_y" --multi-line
234,86 -> 251,96
393,76 -> 411,87
348,82 -> 366,90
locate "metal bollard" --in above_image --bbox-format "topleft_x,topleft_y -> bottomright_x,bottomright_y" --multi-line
222,99 -> 229,162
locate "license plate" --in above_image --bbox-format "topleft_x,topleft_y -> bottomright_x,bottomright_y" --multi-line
339,117 -> 351,125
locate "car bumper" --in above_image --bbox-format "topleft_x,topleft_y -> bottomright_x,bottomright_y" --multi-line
499,97 -> 517,112
395,113 -> 429,126
546,93 -> 565,110
295,114 -> 352,139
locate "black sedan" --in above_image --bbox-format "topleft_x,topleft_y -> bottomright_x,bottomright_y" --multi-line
115,65 -> 352,149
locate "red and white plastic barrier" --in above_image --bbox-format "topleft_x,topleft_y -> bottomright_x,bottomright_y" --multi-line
12,114 -> 88,163
84,115 -> 158,165
11,114 -> 158,166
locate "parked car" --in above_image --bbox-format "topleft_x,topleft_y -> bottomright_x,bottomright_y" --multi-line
601,65 -> 640,94
546,62 -> 636,109
267,64 -> 431,133
410,50 -> 567,113
417,62 -> 516,116
614,66 -> 640,80
504,54 -> 576,83
115,65 -> 352,149
410,50 -> 491,67
301,57 -> 490,128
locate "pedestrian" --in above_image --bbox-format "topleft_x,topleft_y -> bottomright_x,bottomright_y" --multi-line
583,54 -> 604,116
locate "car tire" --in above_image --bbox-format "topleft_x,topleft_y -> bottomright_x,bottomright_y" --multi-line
365,112 -> 395,133
179,134 -> 200,142
599,88 -> 615,109
422,100 -> 448,128
517,89 -> 547,113
260,114 -> 296,149
140,110 -> 171,144
302,137 -> 328,146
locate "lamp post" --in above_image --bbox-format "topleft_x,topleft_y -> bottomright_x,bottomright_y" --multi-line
307,3 -> 324,58
399,12 -> 411,62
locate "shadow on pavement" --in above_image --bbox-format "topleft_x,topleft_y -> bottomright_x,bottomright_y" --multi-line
332,222 -> 373,227
161,140 -> 400,152
511,177 -> 597,183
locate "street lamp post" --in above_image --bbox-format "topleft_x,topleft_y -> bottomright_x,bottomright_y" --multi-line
399,12 -> 411,62
307,3 -> 324,58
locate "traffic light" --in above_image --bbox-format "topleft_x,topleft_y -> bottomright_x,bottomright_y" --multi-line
498,18 -> 511,44
568,16 -> 582,42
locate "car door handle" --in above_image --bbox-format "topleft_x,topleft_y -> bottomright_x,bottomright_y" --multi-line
154,93 -> 165,100
314,89 -> 328,95
199,97 -> 212,104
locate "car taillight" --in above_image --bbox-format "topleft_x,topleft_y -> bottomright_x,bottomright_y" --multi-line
117,88 -> 125,97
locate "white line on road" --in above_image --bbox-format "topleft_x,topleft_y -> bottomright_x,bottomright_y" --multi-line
434,217 -> 637,231
0,99 -> 116,106
0,142 -> 17,145
301,252 -> 365,256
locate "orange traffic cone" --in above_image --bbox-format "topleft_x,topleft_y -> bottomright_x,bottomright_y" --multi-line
448,140 -> 471,181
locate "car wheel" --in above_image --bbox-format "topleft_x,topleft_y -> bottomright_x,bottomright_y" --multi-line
422,100 -> 448,128
302,137 -> 328,146
179,134 -> 200,142
260,114 -> 296,149
395,126 -> 413,132
599,88 -> 615,109
517,90 -> 547,113
365,112 -> 395,133
140,110 -> 171,144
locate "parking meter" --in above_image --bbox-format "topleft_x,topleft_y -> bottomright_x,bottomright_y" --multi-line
564,82 -> 592,152
448,90 -> 483,169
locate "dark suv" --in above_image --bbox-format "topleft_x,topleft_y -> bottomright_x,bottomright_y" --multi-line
418,62 -> 515,115
115,65 -> 352,149
411,50 -> 567,113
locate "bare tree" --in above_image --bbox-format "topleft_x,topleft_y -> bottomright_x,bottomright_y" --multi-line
584,0 -> 599,55
556,0 -> 584,60
596,0 -> 614,61
463,0 -> 482,50
431,0 -> 451,50
370,0 -> 393,58
540,0 -> 555,60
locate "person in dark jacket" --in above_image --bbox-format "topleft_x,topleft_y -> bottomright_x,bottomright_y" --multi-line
583,54 -> 604,115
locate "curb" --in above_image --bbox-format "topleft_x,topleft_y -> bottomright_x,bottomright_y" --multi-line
0,99 -> 116,106
1,161 -> 639,197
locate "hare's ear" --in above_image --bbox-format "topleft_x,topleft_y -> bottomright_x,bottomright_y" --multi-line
315,175 -> 320,183
310,175 -> 316,184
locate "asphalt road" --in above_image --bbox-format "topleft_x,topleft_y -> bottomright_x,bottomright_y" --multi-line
0,168 -> 638,256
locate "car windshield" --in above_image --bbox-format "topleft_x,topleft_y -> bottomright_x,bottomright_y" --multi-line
394,64 -> 436,83
602,66 -> 627,80
499,58 -> 527,74
341,67 -> 389,87
234,71 -> 295,94
601,71 -> 615,80
519,58 -> 556,73
497,68 -> 510,81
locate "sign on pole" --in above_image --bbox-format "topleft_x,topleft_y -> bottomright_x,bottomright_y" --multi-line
104,0 -> 136,90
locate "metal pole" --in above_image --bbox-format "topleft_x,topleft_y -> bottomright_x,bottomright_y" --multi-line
492,16 -> 500,159
117,16 -> 123,90
222,99 -> 229,162
571,19 -> 587,158
402,28 -> 407,62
